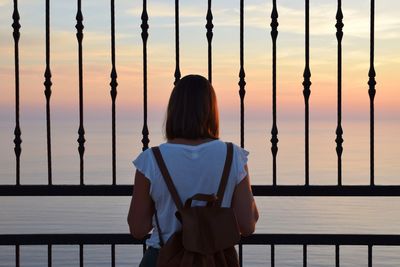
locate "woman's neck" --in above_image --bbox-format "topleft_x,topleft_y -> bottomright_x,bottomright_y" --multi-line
167,138 -> 215,146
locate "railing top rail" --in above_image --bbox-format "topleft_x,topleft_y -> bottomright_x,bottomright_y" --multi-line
2,233 -> 400,246
1,185 -> 400,197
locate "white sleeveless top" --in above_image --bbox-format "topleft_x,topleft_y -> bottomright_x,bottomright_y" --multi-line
132,139 -> 249,248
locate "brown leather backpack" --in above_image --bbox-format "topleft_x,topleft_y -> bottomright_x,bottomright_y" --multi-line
151,142 -> 240,267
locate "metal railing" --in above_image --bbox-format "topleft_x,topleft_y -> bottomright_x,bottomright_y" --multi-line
2,234 -> 400,266
1,0 -> 399,266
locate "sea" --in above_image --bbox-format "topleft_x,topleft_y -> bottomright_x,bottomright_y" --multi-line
1,117 -> 400,266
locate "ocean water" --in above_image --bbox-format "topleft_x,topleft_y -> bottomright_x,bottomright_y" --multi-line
1,117 -> 400,266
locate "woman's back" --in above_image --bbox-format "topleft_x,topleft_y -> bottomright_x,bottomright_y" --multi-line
133,139 -> 249,248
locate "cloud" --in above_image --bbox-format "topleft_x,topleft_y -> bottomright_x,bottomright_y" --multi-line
126,2 -> 205,19
0,0 -> 9,7
128,1 -> 400,40
243,3 -> 400,40
253,3 -> 400,40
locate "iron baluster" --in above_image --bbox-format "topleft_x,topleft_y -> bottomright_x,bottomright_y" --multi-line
335,0 -> 344,186
303,0 -> 312,186
303,244 -> 307,266
270,0 -> 279,186
48,244 -> 52,267
238,0 -> 246,149
368,0 -> 376,186
110,0 -> 118,184
15,244 -> 20,267
336,244 -> 340,267
174,0 -> 181,85
271,244 -> 275,267
141,0 -> 150,151
44,0 -> 53,185
111,244 -> 115,267
75,0 -> 86,185
206,0 -> 213,83
12,0 -> 22,186
239,243 -> 243,267
79,244 -> 84,267
368,245 -> 373,267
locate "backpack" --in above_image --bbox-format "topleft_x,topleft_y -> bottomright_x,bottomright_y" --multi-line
151,142 -> 240,267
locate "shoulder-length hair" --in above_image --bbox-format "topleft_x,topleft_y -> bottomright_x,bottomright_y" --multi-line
165,74 -> 219,140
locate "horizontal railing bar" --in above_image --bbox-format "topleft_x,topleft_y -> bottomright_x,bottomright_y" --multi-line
0,234 -> 143,245
0,185 -> 132,196
1,185 -> 400,196
251,185 -> 400,196
1,234 -> 400,246
243,234 -> 400,245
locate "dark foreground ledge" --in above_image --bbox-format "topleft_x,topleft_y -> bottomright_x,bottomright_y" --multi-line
1,233 -> 400,246
1,185 -> 400,196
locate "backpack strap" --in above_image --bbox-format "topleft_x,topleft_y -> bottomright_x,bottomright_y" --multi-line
152,147 -> 184,211
215,142 -> 234,207
154,210 -> 165,247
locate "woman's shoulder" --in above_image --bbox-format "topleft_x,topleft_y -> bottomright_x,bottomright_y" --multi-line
218,141 -> 249,157
132,148 -> 157,174
133,146 -> 154,160
132,140 -> 248,163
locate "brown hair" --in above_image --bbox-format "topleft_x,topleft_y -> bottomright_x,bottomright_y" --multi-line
165,74 -> 219,140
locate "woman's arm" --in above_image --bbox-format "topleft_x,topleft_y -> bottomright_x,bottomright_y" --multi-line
127,170 -> 155,239
231,165 -> 259,237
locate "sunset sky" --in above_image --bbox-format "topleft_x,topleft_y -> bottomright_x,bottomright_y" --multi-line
1,0 -> 399,123
1,3 -> 400,245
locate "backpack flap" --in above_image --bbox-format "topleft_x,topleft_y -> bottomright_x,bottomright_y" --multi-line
180,206 -> 241,255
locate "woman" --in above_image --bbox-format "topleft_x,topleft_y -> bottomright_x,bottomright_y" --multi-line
127,74 -> 259,266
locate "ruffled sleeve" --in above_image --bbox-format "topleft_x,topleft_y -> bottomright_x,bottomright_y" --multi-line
232,144 -> 249,184
132,148 -> 157,194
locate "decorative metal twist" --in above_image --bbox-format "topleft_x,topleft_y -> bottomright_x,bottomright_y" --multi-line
141,0 -> 150,151
75,9 -> 84,42
270,2 -> 278,40
206,0 -> 214,83
140,5 -> 148,42
302,67 -> 311,100
110,69 -> 118,99
12,1 -> 20,41
12,0 -> 22,185
335,0 -> 344,185
335,6 -> 344,42
270,0 -> 279,186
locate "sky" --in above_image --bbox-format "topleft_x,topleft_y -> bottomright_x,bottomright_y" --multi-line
0,0 -> 399,123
